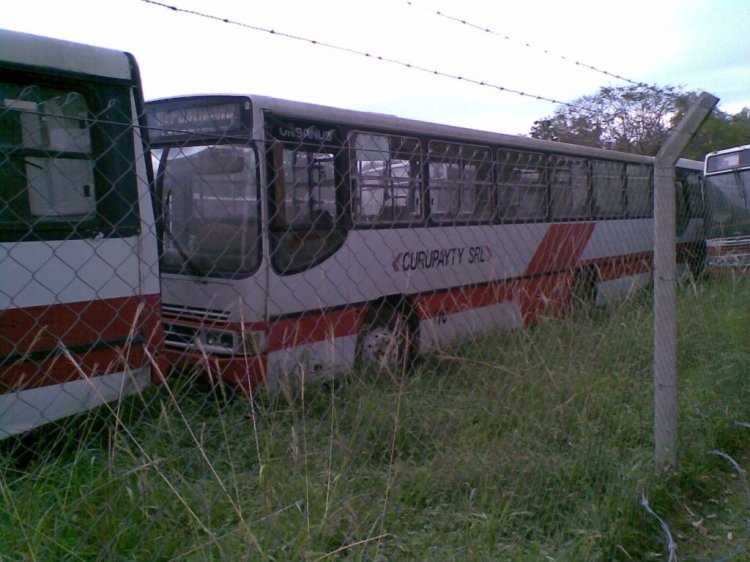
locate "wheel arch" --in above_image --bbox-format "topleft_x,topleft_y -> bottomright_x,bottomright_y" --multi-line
570,264 -> 599,309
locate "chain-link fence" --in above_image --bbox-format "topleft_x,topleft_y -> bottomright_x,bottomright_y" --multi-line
2,86 -> 750,560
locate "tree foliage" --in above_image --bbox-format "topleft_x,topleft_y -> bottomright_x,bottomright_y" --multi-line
530,84 -> 750,159
677,95 -> 750,159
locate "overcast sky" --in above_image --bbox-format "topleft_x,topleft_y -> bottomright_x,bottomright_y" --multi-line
4,0 -> 749,135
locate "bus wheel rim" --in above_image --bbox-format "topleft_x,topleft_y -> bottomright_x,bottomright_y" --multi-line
361,326 -> 401,370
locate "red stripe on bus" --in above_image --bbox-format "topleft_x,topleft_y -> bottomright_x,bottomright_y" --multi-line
266,307 -> 364,352
524,222 -> 596,277
1,295 -> 160,356
586,252 -> 652,281
415,281 -> 516,319
516,272 -> 573,324
0,294 -> 165,392
0,346 -> 150,393
165,347 -> 267,394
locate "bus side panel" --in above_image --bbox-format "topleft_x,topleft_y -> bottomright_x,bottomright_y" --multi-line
0,369 -> 151,439
1,233 -> 163,437
2,239 -> 144,309
261,216 -> 678,372
0,294 -> 161,439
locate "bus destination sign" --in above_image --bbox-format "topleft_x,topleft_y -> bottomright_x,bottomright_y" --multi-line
147,101 -> 250,142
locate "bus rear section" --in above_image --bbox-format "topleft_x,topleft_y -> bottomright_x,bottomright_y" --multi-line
0,30 -> 164,438
703,145 -> 750,275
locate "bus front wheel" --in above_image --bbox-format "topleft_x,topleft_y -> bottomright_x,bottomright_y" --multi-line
356,304 -> 414,374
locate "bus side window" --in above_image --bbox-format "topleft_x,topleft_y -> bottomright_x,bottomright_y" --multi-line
497,150 -> 547,221
1,80 -> 140,241
675,169 -> 702,236
675,176 -> 689,236
269,141 -> 344,274
626,164 -> 651,217
592,160 -> 624,218
1,89 -> 95,227
684,170 -> 704,218
550,156 -> 590,220
350,132 -> 422,225
428,140 -> 493,223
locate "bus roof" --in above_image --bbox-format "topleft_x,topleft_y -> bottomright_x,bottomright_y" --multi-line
149,93 -> 683,166
706,144 -> 750,159
0,28 -> 134,81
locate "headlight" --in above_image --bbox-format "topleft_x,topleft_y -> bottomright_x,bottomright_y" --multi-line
201,330 -> 236,352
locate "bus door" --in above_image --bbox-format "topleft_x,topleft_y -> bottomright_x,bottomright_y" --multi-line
264,120 -> 348,376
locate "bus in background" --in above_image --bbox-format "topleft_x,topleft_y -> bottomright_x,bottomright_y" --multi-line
146,94 -> 705,393
703,145 -> 750,275
0,30 -> 165,438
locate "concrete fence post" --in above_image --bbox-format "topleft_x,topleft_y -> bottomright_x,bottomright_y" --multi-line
653,92 -> 718,470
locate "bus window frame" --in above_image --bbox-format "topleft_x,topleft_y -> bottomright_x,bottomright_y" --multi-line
625,163 -> 653,218
426,139 -> 495,225
496,148 -> 549,223
349,130 -> 424,228
591,159 -> 626,219
548,154 -> 591,221
267,139 -> 348,276
0,67 -> 140,243
153,139 -> 264,279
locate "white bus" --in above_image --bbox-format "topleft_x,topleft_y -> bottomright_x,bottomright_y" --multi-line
0,30 -> 165,438
146,94 -> 704,392
703,144 -> 750,273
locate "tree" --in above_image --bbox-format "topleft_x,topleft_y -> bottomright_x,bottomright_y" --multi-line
530,84 -> 750,159
677,96 -> 750,159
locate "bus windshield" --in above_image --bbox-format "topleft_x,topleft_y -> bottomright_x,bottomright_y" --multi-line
704,169 -> 750,238
158,144 -> 260,277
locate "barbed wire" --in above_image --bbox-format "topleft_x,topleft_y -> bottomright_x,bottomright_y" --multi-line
639,491 -> 678,562
403,0 -> 649,90
638,424 -> 750,562
703,450 -> 750,562
139,0 -> 587,114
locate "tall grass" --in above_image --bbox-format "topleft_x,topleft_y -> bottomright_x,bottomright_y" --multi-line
1,278 -> 749,561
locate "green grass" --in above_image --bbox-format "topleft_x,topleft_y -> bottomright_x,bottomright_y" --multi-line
1,278 -> 749,561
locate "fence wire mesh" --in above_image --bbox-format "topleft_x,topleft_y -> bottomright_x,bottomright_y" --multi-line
2,94 -> 750,561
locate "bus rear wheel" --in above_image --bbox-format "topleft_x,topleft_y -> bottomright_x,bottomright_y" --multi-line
356,304 -> 414,375
570,267 -> 597,311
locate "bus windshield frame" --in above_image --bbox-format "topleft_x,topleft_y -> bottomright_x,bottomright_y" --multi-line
155,142 -> 262,278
